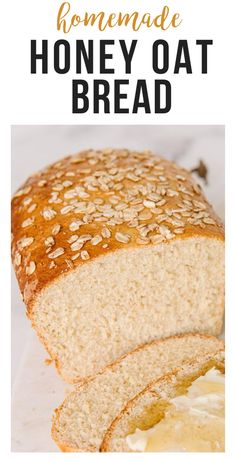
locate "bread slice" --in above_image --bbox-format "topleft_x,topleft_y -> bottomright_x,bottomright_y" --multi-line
51,334 -> 224,452
101,350 -> 225,452
11,149 -> 225,383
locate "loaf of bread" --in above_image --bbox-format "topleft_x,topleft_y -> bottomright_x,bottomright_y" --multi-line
51,334 -> 224,452
101,350 -> 225,452
11,149 -> 224,383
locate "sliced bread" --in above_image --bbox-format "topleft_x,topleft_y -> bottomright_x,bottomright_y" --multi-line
101,350 -> 225,452
51,334 -> 224,452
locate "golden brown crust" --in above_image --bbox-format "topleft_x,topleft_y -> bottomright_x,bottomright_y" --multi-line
51,333 -> 224,450
100,351 -> 225,452
11,148 -> 224,313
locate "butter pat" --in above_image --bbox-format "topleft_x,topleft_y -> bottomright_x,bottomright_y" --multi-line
126,368 -> 224,452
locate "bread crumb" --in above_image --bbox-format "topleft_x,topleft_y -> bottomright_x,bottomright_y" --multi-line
44,358 -> 54,366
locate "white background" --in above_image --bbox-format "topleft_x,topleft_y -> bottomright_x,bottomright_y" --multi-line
1,0 -> 235,459
9,0 -> 227,124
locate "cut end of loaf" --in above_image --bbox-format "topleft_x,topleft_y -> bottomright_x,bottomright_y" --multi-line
32,236 -> 224,382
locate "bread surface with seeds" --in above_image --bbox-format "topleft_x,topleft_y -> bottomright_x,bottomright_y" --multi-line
11,149 -> 225,382
51,334 -> 224,452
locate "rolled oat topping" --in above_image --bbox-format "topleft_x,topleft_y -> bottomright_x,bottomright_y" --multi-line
11,149 -> 223,282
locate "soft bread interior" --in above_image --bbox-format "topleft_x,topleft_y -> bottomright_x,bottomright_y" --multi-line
51,335 -> 224,452
101,354 -> 225,452
33,237 -> 224,382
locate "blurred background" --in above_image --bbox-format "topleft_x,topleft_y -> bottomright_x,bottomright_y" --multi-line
11,125 -> 225,451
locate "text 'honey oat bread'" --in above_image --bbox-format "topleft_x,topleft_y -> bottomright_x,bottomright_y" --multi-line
51,334 -> 224,452
11,149 -> 224,382
101,349 -> 225,452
